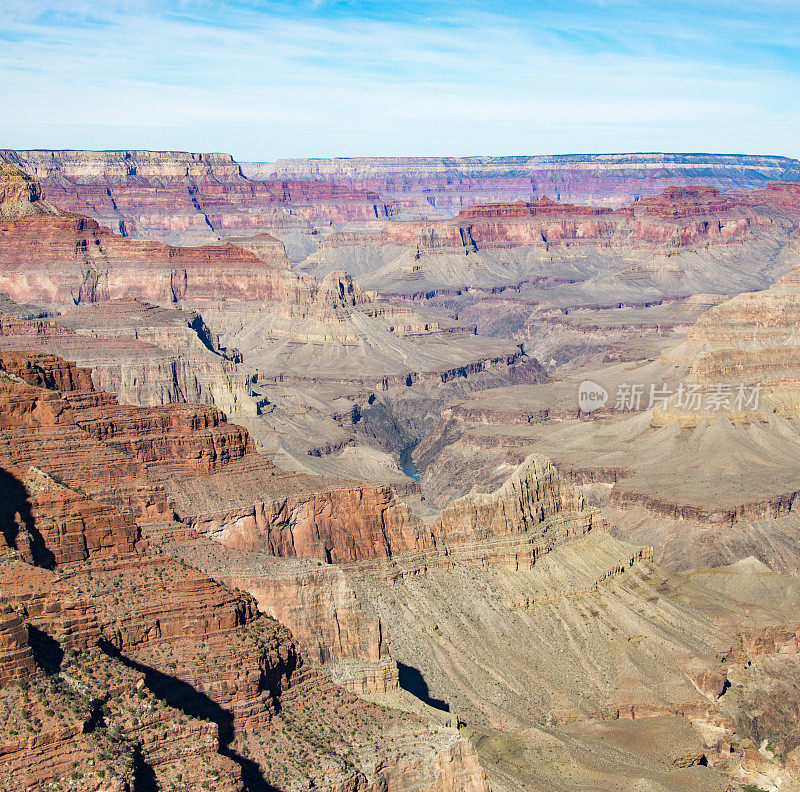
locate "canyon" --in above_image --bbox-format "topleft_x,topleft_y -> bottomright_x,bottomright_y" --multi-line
2,151 -> 800,792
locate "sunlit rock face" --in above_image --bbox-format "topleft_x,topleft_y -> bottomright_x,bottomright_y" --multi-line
246,153 -> 800,213
0,149 -> 397,245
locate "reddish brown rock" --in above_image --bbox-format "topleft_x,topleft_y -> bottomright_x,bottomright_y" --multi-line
0,350 -> 94,391
0,210 -> 317,306
0,150 -> 395,244
188,454 -> 596,569
0,604 -> 36,687
72,400 -> 254,475
0,351 -> 489,792
380,184 -> 796,254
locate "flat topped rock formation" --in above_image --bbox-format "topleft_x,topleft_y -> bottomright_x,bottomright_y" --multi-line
0,149 -> 397,246
380,184 -> 800,253
247,152 -> 800,214
457,196 -> 616,219
0,166 -> 319,309
300,184 -> 800,325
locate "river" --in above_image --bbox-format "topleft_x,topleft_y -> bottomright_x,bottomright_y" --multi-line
399,443 -> 420,481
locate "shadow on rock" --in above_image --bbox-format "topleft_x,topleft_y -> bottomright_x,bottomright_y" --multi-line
99,638 -> 284,792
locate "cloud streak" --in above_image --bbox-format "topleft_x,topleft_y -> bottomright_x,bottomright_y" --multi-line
0,0 -> 798,158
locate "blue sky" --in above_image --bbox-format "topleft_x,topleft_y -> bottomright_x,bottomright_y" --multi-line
1,0 -> 799,159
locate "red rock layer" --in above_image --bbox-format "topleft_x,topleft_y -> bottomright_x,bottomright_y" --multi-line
458,196 -> 615,219
0,352 -> 254,544
0,350 -> 94,391
0,349 -> 488,792
381,185 -> 800,251
739,181 -> 800,212
188,454 -> 596,569
0,211 -> 317,306
381,198 -> 624,249
0,605 -> 36,686
72,400 -> 254,474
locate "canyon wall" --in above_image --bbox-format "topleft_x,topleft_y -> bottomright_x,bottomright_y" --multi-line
0,149 -> 397,245
380,184 -> 798,253
248,153 -> 800,212
0,350 -> 489,792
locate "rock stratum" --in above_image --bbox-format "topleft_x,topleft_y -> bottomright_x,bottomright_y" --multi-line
248,152 -> 800,212
0,350 -> 489,792
410,232 -> 800,579
0,150 -> 397,248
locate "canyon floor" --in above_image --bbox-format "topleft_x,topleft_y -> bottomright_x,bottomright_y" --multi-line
2,151 -> 800,792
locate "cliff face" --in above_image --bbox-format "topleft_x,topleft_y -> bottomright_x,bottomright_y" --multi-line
0,163 -> 61,220
0,207 -> 318,308
380,185 -> 794,253
184,454 -> 596,569
0,350 -> 489,792
0,150 -> 396,245
247,153 -> 800,212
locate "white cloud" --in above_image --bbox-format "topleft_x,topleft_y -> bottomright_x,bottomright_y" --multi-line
0,1 -> 798,158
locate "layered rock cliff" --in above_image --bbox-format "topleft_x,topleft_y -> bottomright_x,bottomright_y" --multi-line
380,185 -> 795,253
0,300 -> 259,414
0,150 -> 396,245
0,163 -> 60,220
180,453 -> 597,568
0,350 -> 489,792
0,202 -> 318,308
248,153 -> 800,213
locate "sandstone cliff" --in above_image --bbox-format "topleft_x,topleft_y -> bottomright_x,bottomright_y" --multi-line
181,453 -> 596,570
0,350 -> 489,792
0,163 -> 60,220
0,149 -> 396,246
380,185 -> 795,254
248,153 -> 800,213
